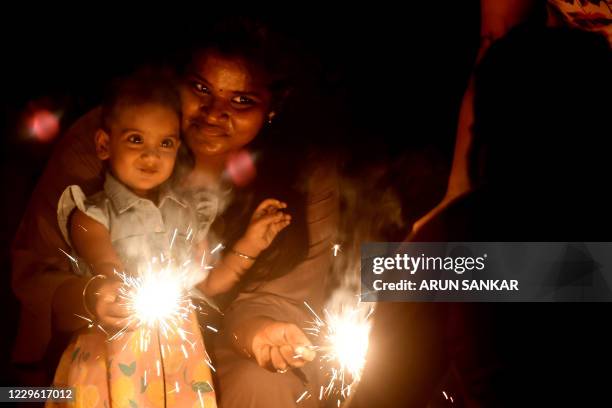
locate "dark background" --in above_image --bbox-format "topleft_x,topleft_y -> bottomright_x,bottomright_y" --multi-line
0,5 -> 480,387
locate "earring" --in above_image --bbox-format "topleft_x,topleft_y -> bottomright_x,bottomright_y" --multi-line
267,111 -> 276,124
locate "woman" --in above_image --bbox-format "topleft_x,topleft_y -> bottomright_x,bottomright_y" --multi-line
12,18 -> 338,408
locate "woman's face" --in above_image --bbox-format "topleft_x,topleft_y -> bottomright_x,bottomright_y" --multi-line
180,50 -> 273,160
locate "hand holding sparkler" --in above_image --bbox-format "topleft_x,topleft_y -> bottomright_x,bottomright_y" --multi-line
247,317 -> 315,372
303,300 -> 374,405
69,209 -> 132,331
83,275 -> 130,331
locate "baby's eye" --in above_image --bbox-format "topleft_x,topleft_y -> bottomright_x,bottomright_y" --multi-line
127,134 -> 143,144
161,138 -> 175,148
231,95 -> 255,106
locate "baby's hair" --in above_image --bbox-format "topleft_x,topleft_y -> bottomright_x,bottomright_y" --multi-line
101,68 -> 181,133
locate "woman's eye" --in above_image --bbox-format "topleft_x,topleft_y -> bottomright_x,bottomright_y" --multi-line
192,82 -> 211,95
161,138 -> 175,148
127,134 -> 143,144
232,95 -> 255,106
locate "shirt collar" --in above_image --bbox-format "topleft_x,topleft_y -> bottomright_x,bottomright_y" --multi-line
104,172 -> 187,214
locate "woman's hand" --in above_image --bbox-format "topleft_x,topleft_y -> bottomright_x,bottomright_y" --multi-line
235,199 -> 291,258
246,318 -> 316,372
84,277 -> 131,331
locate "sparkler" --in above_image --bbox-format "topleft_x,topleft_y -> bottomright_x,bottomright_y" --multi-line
108,234 -> 225,342
302,300 -> 374,405
110,250 -> 218,407
59,223 -> 223,407
110,262 -> 195,342
61,232 -> 227,356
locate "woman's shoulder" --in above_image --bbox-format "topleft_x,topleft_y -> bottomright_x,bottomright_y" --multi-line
41,107 -> 104,199
55,107 -> 101,155
302,153 -> 340,199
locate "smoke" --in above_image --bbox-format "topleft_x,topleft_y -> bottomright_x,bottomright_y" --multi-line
328,161 -> 406,307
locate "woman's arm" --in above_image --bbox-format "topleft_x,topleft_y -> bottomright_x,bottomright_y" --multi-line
447,0 -> 538,195
414,0 -> 538,232
11,108 -> 104,363
223,162 -> 339,370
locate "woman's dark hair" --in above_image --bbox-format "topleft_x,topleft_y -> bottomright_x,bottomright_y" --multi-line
178,16 -> 299,108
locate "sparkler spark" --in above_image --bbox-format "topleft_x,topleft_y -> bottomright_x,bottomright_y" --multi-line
63,220 -> 224,406
296,390 -> 309,404
200,250 -> 207,267
117,265 -> 193,335
170,229 -> 178,250
58,247 -> 77,264
103,256 -> 206,353
205,359 -> 216,373
70,235 -> 224,339
304,300 -> 374,405
442,391 -> 455,404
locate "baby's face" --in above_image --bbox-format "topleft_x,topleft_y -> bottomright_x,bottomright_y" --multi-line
100,103 -> 181,197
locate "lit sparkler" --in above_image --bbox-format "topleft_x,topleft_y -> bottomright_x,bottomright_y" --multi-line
58,225 -> 224,407
110,263 -> 195,342
302,300 -> 374,405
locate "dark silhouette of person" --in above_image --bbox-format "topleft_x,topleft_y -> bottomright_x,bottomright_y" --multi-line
350,25 -> 612,407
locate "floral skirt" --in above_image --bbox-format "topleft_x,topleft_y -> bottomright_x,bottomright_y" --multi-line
47,311 -> 217,408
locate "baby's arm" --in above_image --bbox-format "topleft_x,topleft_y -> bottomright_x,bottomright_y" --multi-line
70,209 -> 124,277
197,199 -> 291,297
68,209 -> 130,329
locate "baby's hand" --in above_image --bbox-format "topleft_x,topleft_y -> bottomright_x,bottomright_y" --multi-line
236,199 -> 291,257
85,277 -> 131,331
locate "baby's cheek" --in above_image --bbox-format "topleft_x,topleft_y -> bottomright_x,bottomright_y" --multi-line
162,154 -> 178,168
